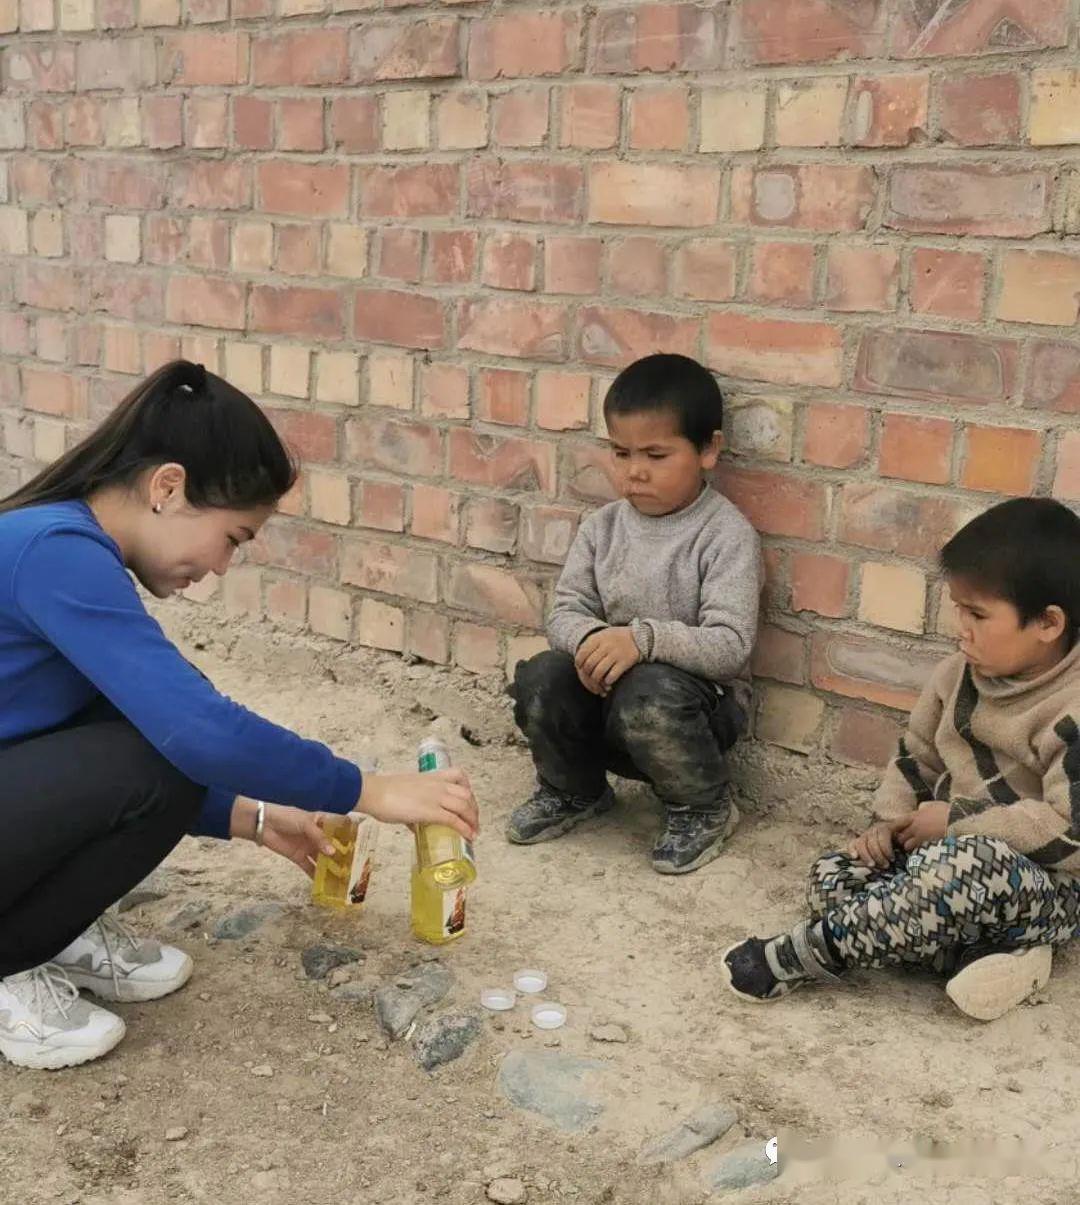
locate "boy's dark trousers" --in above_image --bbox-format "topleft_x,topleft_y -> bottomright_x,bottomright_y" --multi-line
511,651 -> 745,811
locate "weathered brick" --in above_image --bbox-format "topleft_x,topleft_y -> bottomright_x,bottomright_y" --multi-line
278,98 -> 324,153
315,351 -> 360,406
252,30 -> 349,87
265,577 -> 306,627
755,686 -> 825,755
384,90 -> 429,150
477,367 -> 530,426
305,584 -> 349,641
251,286 -> 345,339
1030,69 -> 1080,146
825,244 -> 898,313
1025,342 -> 1080,414
939,72 -> 1021,146
411,484 -> 461,544
802,403 -> 869,469
347,414 -> 442,478
0,206 -> 29,255
854,329 -> 1017,405
352,16 -> 460,81
996,250 -> 1080,326
774,78 -> 846,148
608,237 -> 666,298
437,89 -> 487,150
355,288 -> 446,350
464,496 -> 519,554
673,239 -> 736,303
165,276 -> 245,331
22,366 -> 87,418
65,97 -> 102,147
713,465 -> 827,539
829,707 -> 902,768
341,537 -> 438,603
629,85 -> 689,151
1054,431 -> 1080,501
325,225 -> 369,280
376,227 -> 422,282
885,166 -> 1050,237
458,297 -> 566,361
747,241 -> 814,307
699,88 -> 766,152
223,566 -> 262,618
257,162 -> 348,219
811,631 -> 937,712
910,248 -> 984,322
268,345 -> 309,399
232,96 -> 272,151
726,397 -> 793,462
521,503 -> 579,564
269,410 -> 338,465
187,96 -> 227,150
589,162 -> 719,227
425,230 -> 476,286
419,361 -> 469,420
891,0 -> 1067,59
879,414 -> 953,485
407,609 -> 451,666
544,236 -> 602,295
481,232 -> 537,292
356,480 -> 405,533
578,306 -> 698,369
450,428 -> 555,494
859,562 -> 925,634
105,213 -> 141,264
791,552 -> 849,618
5,45 -> 78,93
469,10 -> 581,80
172,160 -> 248,211
751,624 -> 806,685
367,352 -> 414,410
591,4 -> 720,74
731,164 -> 876,232
0,101 -> 26,151
28,100 -> 64,151
277,225 -> 320,277
707,313 -> 842,388
466,160 -> 583,224
838,483 -> 972,559
730,0 -> 887,65
305,470 -> 350,526
160,32 -> 246,86
355,598 -> 405,654
560,82 -> 619,149
360,164 -> 458,221
848,74 -> 928,147
961,424 -> 1041,495
330,96 -> 378,153
447,562 -> 544,626
453,622 -> 501,674
536,370 -> 590,433
492,85 -> 550,148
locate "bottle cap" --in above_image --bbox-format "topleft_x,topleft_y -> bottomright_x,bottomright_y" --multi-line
513,968 -> 548,994
531,1002 -> 567,1030
479,987 -> 515,1011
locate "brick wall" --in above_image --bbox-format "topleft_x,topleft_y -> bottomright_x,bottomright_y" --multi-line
1,1 -> 1079,768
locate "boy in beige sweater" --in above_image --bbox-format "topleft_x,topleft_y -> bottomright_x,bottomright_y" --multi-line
723,497 -> 1080,1021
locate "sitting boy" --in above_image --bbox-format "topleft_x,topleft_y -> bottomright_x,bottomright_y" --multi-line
507,353 -> 762,874
723,497 -> 1080,1020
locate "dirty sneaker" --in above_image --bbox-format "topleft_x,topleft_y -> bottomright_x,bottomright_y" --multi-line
651,804 -> 741,875
506,781 -> 616,845
945,943 -> 1052,1022
0,964 -> 126,1070
54,913 -> 193,1003
722,920 -> 843,1004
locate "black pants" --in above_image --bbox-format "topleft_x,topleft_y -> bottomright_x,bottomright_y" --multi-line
511,651 -> 745,812
0,696 -> 205,977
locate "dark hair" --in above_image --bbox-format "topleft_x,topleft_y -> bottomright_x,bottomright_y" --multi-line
940,497 -> 1080,638
603,353 -> 723,450
0,360 -> 297,515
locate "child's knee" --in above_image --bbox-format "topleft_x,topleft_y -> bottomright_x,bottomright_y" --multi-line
607,665 -> 702,742
511,650 -> 581,732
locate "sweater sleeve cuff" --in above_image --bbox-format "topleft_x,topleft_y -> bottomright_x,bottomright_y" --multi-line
630,618 -> 655,661
188,787 -> 235,840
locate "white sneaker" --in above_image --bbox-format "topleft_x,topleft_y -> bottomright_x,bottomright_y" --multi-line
945,945 -> 1053,1022
54,913 -> 193,1003
0,964 -> 126,1070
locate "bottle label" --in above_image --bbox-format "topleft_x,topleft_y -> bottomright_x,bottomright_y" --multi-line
443,887 -> 467,938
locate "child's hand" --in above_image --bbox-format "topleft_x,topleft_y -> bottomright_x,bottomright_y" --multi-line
896,802 -> 950,852
575,627 -> 641,695
847,816 -> 911,869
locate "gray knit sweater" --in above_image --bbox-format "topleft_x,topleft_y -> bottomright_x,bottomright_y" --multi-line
547,486 -> 763,707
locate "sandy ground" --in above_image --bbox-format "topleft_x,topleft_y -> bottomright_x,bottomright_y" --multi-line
3,605 -> 1080,1205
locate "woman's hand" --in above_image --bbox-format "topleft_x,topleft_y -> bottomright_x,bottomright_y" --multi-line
846,816 -> 911,869
231,798 -> 337,877
356,769 -> 479,841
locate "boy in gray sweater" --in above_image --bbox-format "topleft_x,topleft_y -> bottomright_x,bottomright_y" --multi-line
508,354 -> 763,874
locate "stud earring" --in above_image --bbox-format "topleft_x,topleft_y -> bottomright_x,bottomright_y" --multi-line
152,503 -> 162,514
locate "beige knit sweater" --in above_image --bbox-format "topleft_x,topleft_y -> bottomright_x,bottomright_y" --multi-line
874,641 -> 1080,872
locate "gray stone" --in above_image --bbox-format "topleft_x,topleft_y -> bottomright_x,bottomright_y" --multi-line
374,961 -> 453,1039
413,1012 -> 482,1071
497,1051 -> 605,1133
166,900 -> 210,931
708,1141 -> 780,1193
329,982 -> 373,1005
589,1024 -> 628,1044
212,902 -> 284,941
639,1102 -> 739,1165
118,869 -> 172,913
164,1126 -> 188,1142
301,945 -> 362,981
486,1178 -> 527,1204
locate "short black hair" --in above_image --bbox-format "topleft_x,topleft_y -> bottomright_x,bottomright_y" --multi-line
603,353 -> 723,450
940,497 -> 1080,637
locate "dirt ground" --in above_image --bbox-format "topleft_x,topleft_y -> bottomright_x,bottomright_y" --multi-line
3,605 -> 1080,1205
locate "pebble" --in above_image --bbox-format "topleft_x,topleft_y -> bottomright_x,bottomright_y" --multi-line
213,902 -> 284,941
375,962 -> 453,1039
413,1013 -> 482,1071
164,1126 -> 189,1142
330,982 -> 373,1005
167,900 -> 210,931
638,1102 -> 739,1165
307,1012 -> 334,1025
486,1177 -> 527,1204
327,967 -> 354,989
709,1141 -> 781,1192
302,945 -> 362,982
250,1064 -> 274,1078
589,1024 -> 628,1044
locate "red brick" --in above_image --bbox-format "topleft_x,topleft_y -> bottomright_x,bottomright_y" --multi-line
891,0 -> 1067,58
578,306 -> 698,369
410,484 -> 462,544
88,159 -> 167,209
854,329 -> 1018,405
713,465 -> 827,539
481,232 -> 537,292
629,85 -> 689,150
186,0 -> 227,23
143,216 -> 184,266
406,610 -> 451,666
143,95 -> 182,149
266,577 -> 307,627
165,275 -> 245,331
560,444 -> 618,504
961,424 -> 1040,495
536,371 -> 590,432
252,30 -> 349,86
751,624 -> 806,685
802,403 -> 869,469
521,504 -> 579,564
426,230 -> 477,285
477,368 -> 530,426
87,267 -> 163,323
357,480 -> 405,533
4,45 -> 77,92
330,96 -> 378,153
838,483 -> 970,559
458,297 -> 566,361
346,415 -> 443,478
812,631 -> 939,711
10,156 -> 52,204
1026,342 -> 1080,414
825,245 -> 898,312
268,410 -> 338,464
419,362 -> 470,420
830,707 -> 902,768
449,428 -> 555,493
468,10 -> 581,80
174,161 -> 249,211
21,366 -> 86,418
938,72 -> 1021,146
453,623 -> 501,674
355,288 -> 446,350
187,217 -> 230,270
493,85 -> 550,148
464,496 -> 519,554
257,162 -> 348,219
187,96 -> 228,150
28,101 -> 63,151
466,160 -> 583,224
376,228 -> 422,283
560,82 -> 620,149
233,96 -> 272,151
885,166 -> 1050,237
447,562 -> 544,626
341,537 -> 438,604
66,97 -> 103,147
589,161 -> 718,228
278,98 -> 324,153
791,552 -> 850,618
879,414 -> 954,485
352,16 -> 460,82
0,313 -> 30,356
672,239 -> 736,303
355,599 -> 404,654
544,236 -> 602,295
747,241 -> 814,306
910,248 -> 984,322
275,224 -> 318,277
159,32 -> 247,86
1054,431 -> 1080,500
731,164 -> 876,233
608,237 -> 666,298
100,0 -> 137,29
591,4 -> 721,73
361,164 -> 458,220
849,74 -> 928,147
251,286 -> 345,339
707,313 -> 842,388
996,250 -> 1080,326
730,0 -> 886,65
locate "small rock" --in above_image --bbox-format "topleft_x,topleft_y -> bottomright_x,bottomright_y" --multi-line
167,900 -> 210,931
330,982 -> 373,1005
302,945 -> 362,981
9,1091 -> 46,1119
307,1012 -> 334,1025
709,1141 -> 780,1192
164,1126 -> 188,1142
250,1064 -> 274,1078
486,1177 -> 527,1204
589,1024 -> 628,1044
118,868 -> 172,912
374,962 -> 453,1039
498,1051 -> 606,1133
327,967 -> 354,989
197,992 -> 211,1003
1005,1078 -> 1023,1093
639,1102 -> 739,1165
213,902 -> 284,941
413,1013 -> 482,1071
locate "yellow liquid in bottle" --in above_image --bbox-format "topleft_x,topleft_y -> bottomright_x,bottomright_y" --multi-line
312,815 -> 377,910
410,864 -> 467,945
413,823 -> 477,890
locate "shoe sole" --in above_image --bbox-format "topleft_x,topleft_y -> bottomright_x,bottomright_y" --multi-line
64,953 -> 193,1004
652,805 -> 741,876
719,941 -> 801,1005
945,945 -> 1052,1022
0,1017 -> 126,1070
506,796 -> 615,846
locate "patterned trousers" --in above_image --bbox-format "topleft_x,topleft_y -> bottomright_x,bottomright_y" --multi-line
808,836 -> 1080,974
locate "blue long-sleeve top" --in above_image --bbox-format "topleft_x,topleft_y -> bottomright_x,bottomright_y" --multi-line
0,500 -> 362,839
